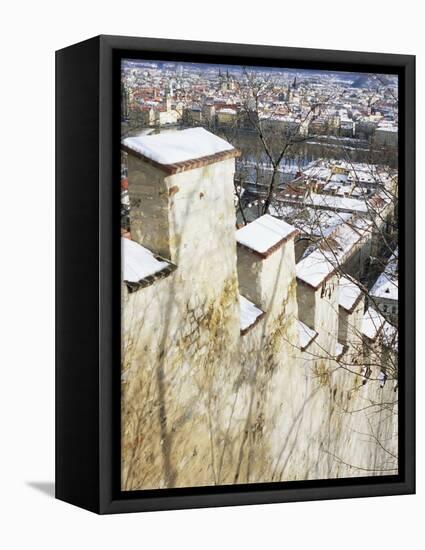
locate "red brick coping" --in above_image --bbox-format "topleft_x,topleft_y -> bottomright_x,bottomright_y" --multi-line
122,145 -> 241,175
237,228 -> 299,260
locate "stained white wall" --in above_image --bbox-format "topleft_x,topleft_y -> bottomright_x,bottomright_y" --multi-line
1,1 -> 422,550
122,172 -> 397,488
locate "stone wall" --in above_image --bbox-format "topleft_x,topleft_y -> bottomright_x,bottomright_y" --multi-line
121,140 -> 398,491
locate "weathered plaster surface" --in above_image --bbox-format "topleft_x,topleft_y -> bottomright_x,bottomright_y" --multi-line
122,149 -> 398,491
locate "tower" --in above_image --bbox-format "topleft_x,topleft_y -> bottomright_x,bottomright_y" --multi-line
122,128 -> 240,266
121,128 -> 243,489
165,90 -> 172,112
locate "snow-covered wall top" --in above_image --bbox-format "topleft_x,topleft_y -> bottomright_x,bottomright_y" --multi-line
236,214 -> 297,258
296,249 -> 336,289
362,307 -> 385,340
122,237 -> 171,283
122,127 -> 235,166
339,276 -> 362,312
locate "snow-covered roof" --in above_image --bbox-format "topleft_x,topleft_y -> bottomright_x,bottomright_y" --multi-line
297,320 -> 318,350
328,173 -> 348,184
362,308 -> 385,340
339,276 -> 362,312
370,250 -> 398,301
301,215 -> 372,268
331,215 -> 371,248
122,238 -> 171,283
218,108 -> 237,115
381,321 -> 398,351
271,204 -> 352,239
296,249 -> 335,289
377,123 -> 398,132
303,166 -> 333,180
276,191 -> 369,215
122,127 -> 235,166
236,214 -> 297,258
239,295 -> 265,334
370,272 -> 398,301
305,193 -> 369,214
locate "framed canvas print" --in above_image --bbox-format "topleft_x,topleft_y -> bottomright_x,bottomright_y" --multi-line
56,35 -> 415,514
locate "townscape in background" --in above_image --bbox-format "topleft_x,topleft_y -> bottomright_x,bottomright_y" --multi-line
119,60 -> 399,489
121,59 -> 398,323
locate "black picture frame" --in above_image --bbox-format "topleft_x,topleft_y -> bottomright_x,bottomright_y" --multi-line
56,35 -> 415,514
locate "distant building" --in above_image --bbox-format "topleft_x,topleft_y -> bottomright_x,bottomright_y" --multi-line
374,123 -> 398,147
216,107 -> 238,127
340,118 -> 355,138
355,118 -> 378,141
183,105 -> 203,125
202,103 -> 215,123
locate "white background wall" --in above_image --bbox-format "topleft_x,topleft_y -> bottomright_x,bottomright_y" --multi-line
0,1 -> 422,548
